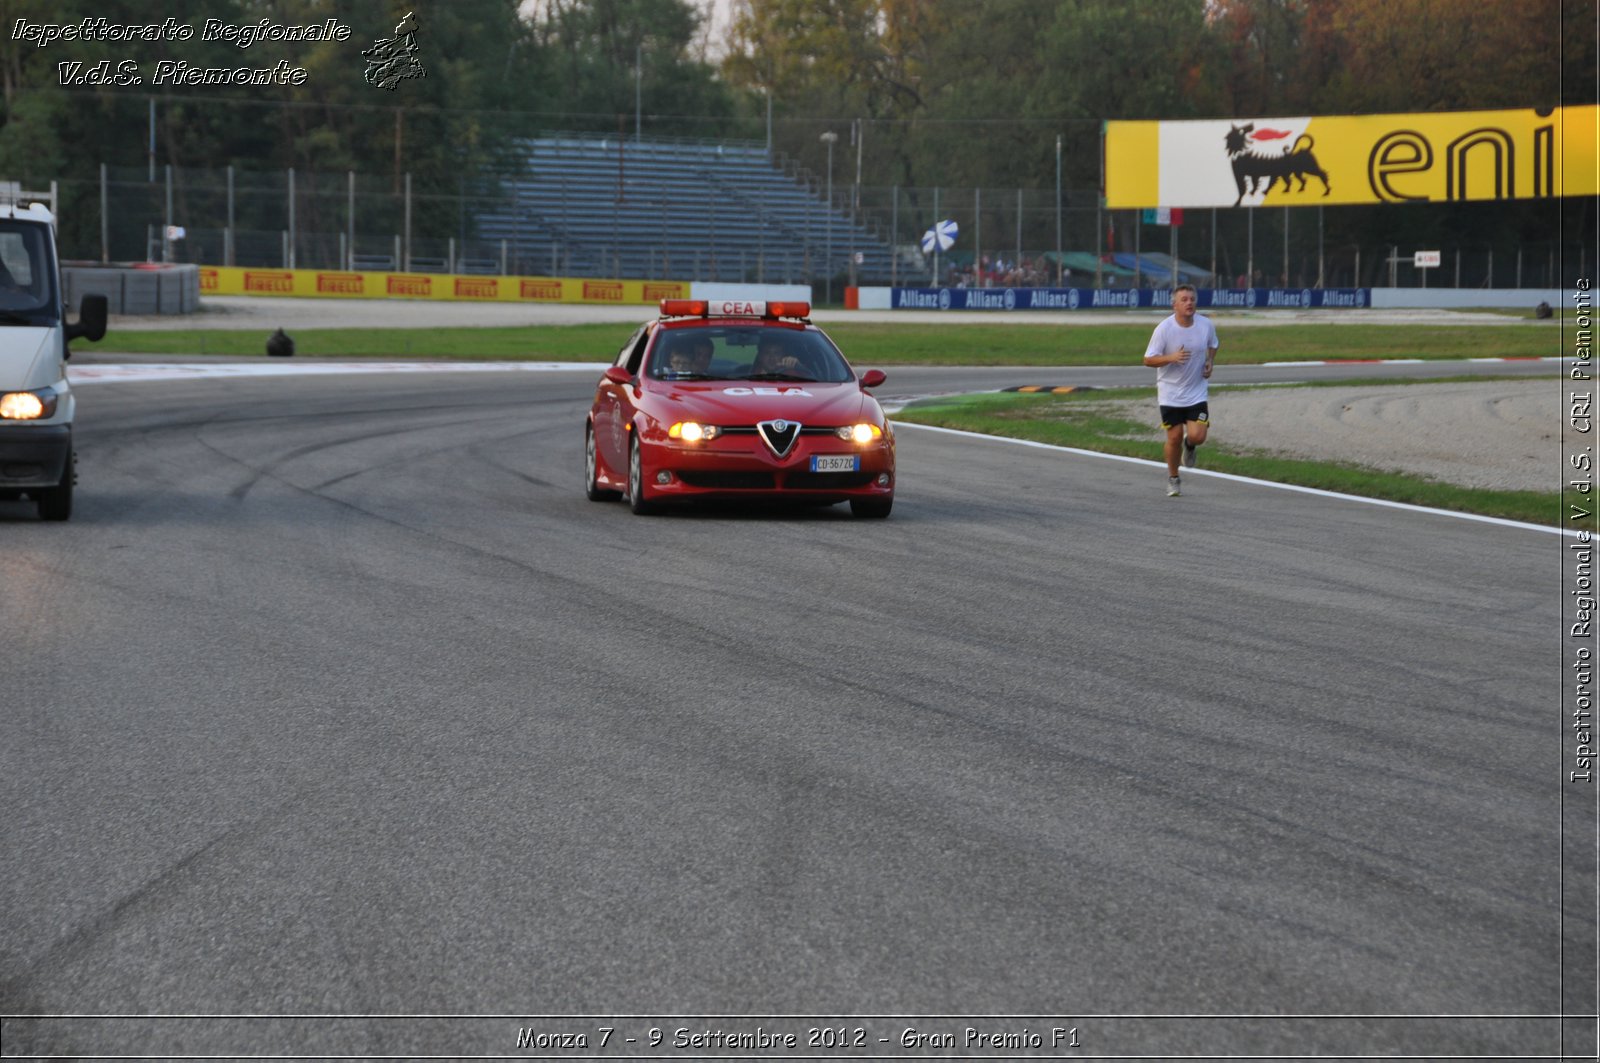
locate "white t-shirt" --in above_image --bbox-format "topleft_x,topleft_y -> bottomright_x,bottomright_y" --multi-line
1144,313 -> 1219,407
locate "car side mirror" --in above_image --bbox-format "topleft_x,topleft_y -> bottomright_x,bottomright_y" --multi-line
859,369 -> 886,389
603,366 -> 632,385
66,293 -> 108,344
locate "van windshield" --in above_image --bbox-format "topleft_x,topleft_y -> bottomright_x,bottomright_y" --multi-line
0,221 -> 59,326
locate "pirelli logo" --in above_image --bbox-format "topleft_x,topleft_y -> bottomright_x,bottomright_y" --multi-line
316,273 -> 365,295
521,280 -> 563,300
455,277 -> 498,299
642,282 -> 685,301
199,268 -> 219,293
387,275 -> 431,297
583,281 -> 624,302
244,270 -> 294,294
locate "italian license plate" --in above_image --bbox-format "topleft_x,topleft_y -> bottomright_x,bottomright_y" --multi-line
810,454 -> 860,473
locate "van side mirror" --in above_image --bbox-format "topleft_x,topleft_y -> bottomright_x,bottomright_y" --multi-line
860,369 -> 886,389
66,294 -> 107,343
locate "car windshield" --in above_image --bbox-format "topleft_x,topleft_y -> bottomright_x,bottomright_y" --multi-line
647,325 -> 854,383
0,221 -> 58,325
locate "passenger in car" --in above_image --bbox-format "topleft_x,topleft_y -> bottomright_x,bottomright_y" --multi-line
663,342 -> 693,375
689,337 -> 714,372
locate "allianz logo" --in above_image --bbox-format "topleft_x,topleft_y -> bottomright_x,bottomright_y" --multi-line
1322,290 -> 1366,307
898,290 -> 942,308
1091,290 -> 1138,307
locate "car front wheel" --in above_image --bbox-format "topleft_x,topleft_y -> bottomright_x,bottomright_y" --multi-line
849,494 -> 892,519
627,434 -> 657,515
586,426 -> 620,501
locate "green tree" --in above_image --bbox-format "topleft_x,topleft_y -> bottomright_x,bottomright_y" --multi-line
530,0 -> 739,136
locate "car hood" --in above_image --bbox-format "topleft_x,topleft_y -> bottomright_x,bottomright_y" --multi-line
0,327 -> 56,391
649,379 -> 878,425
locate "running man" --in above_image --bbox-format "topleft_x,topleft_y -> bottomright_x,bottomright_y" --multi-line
1143,284 -> 1218,496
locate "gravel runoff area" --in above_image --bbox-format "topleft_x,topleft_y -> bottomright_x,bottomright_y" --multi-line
1102,380 -> 1559,494
106,296 -> 1559,494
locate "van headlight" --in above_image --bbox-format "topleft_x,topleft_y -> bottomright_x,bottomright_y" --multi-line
0,387 -> 58,421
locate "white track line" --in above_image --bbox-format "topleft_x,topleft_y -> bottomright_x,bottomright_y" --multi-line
68,361 -> 601,384
894,421 -> 1575,538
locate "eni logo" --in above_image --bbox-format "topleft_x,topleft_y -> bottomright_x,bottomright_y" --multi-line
1224,124 -> 1331,206
1368,123 -> 1555,202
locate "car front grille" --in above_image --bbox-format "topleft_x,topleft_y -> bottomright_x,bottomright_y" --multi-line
718,426 -> 838,435
674,469 -> 878,491
677,471 -> 776,489
783,471 -> 878,489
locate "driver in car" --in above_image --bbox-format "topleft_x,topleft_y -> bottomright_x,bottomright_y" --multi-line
753,337 -> 804,375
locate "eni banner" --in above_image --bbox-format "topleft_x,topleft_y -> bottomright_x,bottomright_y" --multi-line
198,266 -> 688,305
1105,105 -> 1598,209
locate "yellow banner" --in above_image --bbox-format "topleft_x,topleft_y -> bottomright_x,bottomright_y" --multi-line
197,266 -> 689,305
1105,105 -> 1598,209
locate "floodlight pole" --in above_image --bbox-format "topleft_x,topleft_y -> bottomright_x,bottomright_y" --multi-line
1170,215 -> 1177,289
820,131 -> 837,304
850,119 -> 862,290
1247,206 -> 1254,288
1055,134 -> 1063,285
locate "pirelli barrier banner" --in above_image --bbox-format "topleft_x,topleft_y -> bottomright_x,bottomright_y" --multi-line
199,266 -> 689,305
1105,105 -> 1598,209
890,287 -> 1371,311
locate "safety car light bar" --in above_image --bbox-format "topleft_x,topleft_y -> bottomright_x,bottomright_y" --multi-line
658,299 -> 812,320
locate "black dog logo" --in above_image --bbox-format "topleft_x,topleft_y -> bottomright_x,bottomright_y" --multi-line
1225,123 -> 1331,206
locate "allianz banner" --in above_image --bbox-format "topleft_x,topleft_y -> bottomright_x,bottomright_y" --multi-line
891,288 -> 1371,310
1105,106 -> 1598,209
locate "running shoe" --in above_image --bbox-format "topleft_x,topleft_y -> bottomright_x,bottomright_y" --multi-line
1183,440 -> 1197,468
1167,476 -> 1181,497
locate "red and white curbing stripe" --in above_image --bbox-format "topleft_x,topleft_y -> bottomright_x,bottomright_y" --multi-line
1261,356 -> 1565,367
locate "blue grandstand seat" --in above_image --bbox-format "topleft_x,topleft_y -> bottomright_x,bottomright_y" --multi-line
473,133 -> 896,283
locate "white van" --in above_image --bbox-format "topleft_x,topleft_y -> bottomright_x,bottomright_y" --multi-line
0,198 -> 106,521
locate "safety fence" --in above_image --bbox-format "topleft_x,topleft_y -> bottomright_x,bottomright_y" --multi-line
45,159 -> 1595,293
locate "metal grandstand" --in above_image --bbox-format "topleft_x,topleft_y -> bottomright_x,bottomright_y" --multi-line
475,132 -> 902,283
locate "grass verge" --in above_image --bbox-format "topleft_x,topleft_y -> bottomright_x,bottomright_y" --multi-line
97,320 -> 1564,365
892,387 -> 1558,526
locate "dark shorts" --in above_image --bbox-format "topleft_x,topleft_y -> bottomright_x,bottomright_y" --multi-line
1159,402 -> 1209,429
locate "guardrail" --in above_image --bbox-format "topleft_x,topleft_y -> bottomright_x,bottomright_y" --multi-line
63,262 -> 200,315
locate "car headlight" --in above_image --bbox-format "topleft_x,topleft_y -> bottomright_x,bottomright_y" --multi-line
668,421 -> 720,442
0,387 -> 58,421
836,423 -> 882,444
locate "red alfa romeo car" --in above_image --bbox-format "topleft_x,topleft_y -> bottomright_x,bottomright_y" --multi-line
585,299 -> 895,517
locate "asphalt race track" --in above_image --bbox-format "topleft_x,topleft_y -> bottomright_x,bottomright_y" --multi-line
0,366 -> 1579,1059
